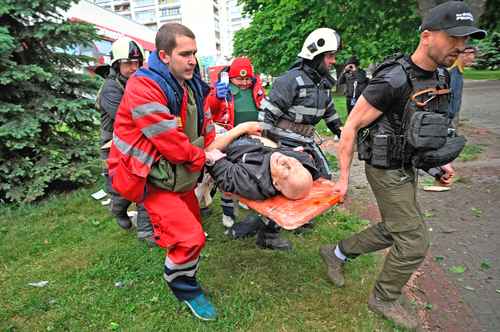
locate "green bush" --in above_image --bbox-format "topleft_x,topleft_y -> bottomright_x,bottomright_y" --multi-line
475,31 -> 500,70
0,0 -> 102,203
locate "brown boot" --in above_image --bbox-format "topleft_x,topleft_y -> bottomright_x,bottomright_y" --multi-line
368,293 -> 418,330
319,245 -> 345,287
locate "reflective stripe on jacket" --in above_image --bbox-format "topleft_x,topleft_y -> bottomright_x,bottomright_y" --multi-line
262,62 -> 342,135
107,51 -> 215,200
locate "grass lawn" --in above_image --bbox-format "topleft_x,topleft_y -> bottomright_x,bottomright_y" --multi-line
458,143 -> 485,162
316,95 -> 347,137
0,183 -> 407,331
463,68 -> 500,80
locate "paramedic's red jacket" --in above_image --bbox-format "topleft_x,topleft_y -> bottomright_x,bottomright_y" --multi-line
107,51 -> 215,201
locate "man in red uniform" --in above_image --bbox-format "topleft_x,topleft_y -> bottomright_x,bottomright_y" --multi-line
107,23 -> 218,320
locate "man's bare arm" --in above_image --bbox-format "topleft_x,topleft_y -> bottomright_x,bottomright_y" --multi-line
333,96 -> 383,197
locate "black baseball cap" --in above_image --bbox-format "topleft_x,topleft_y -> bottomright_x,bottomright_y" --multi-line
420,1 -> 487,39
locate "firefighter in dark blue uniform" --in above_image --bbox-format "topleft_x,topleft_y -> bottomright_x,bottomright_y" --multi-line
261,28 -> 343,179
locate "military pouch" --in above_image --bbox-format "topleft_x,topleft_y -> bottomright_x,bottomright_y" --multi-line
357,128 -> 372,161
412,135 -> 466,169
370,134 -> 391,168
147,136 -> 204,193
406,111 -> 448,150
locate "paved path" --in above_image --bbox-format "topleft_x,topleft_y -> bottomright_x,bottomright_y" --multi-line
461,80 -> 500,135
420,80 -> 500,332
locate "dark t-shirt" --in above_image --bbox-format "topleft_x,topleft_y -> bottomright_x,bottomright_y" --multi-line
362,56 -> 436,119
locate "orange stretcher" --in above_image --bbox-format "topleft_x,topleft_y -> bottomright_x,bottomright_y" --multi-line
239,178 -> 343,230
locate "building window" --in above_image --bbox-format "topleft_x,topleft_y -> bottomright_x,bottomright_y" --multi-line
134,0 -> 155,8
160,6 -> 181,17
114,3 -> 130,12
135,9 -> 155,23
159,0 -> 180,4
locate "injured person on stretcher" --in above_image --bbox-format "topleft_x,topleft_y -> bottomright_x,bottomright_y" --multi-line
204,122 -> 322,201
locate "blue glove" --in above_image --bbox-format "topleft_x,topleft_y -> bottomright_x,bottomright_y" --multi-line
216,81 -> 229,100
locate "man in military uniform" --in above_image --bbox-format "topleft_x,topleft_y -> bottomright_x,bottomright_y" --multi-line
319,2 -> 486,329
261,28 -> 343,179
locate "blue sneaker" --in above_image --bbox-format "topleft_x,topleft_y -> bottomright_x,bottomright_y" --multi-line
183,293 -> 217,321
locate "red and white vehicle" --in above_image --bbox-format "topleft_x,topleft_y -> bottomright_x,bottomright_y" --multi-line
64,0 -> 155,69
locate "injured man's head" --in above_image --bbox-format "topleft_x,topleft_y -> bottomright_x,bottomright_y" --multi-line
270,152 -> 313,200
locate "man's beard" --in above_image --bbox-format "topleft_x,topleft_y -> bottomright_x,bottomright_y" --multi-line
429,47 -> 458,68
317,61 -> 331,76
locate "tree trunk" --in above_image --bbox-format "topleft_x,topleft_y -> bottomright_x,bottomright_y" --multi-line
416,0 -> 487,19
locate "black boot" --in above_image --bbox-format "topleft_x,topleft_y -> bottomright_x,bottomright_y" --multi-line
111,196 -> 132,230
255,219 -> 292,251
293,220 -> 315,235
200,207 -> 212,219
228,214 -> 262,239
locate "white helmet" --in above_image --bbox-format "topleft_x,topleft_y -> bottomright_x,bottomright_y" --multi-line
111,37 -> 145,66
298,28 -> 341,60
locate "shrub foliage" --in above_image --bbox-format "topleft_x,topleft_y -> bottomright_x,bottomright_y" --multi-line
475,31 -> 500,70
0,0 -> 101,203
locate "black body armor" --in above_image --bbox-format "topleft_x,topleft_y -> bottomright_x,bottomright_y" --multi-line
358,55 -> 466,169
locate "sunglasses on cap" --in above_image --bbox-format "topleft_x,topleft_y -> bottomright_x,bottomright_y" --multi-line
119,59 -> 140,64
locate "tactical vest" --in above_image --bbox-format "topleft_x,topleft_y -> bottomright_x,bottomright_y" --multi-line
358,55 -> 466,169
147,86 -> 204,193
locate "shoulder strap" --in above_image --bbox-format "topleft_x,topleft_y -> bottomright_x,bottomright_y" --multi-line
436,66 -> 450,87
114,77 -> 125,92
136,67 -> 179,115
394,56 -> 416,89
372,53 -> 404,77
95,84 -> 104,111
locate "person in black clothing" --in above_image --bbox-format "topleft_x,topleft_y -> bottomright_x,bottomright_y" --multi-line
337,55 -> 369,115
209,135 -> 319,201
204,122 -> 320,250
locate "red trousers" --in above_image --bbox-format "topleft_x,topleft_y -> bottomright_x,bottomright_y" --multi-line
144,186 -> 205,264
